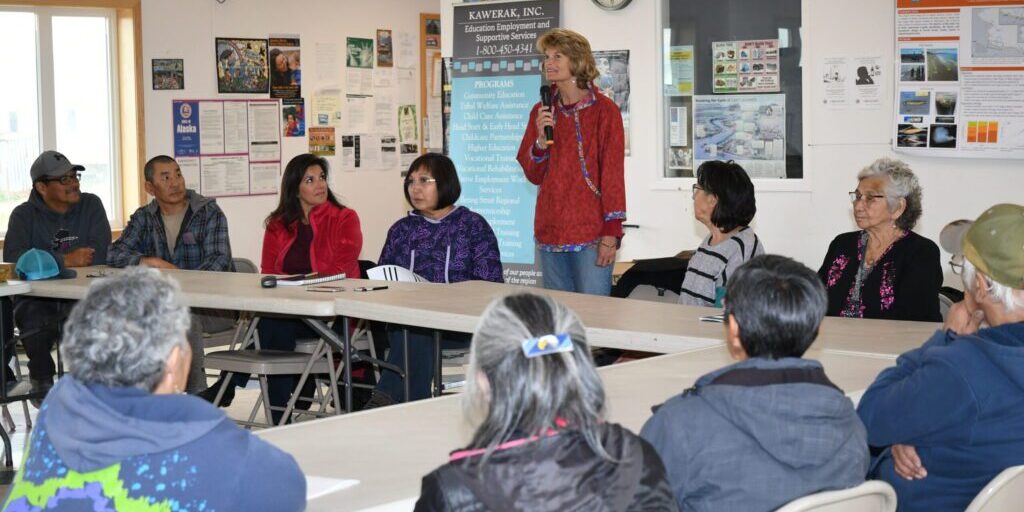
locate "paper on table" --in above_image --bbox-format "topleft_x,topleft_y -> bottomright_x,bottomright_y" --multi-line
357,497 -> 417,512
306,475 -> 358,501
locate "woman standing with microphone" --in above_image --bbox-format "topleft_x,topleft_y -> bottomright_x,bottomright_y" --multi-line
517,28 -> 626,296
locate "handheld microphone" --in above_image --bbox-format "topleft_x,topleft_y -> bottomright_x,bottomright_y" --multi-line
539,85 -> 554,146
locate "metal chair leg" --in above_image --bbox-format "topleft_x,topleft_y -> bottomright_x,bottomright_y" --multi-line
433,330 -> 442,397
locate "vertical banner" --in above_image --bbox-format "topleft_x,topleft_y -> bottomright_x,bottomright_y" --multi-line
449,0 -> 559,286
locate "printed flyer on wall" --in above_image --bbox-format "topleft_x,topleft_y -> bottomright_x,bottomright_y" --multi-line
172,99 -> 281,197
666,45 -> 694,96
712,39 -> 780,94
894,0 -> 1024,158
693,94 -> 787,178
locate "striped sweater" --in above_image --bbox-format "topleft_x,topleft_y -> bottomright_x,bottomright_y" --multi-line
678,227 -> 764,307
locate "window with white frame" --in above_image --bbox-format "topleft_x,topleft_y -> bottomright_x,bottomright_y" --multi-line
0,6 -> 122,236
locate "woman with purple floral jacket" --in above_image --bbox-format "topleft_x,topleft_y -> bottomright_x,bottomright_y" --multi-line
817,158 -> 941,322
367,153 -> 503,407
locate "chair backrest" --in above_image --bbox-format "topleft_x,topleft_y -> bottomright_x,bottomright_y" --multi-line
938,286 -> 964,322
938,292 -> 955,322
966,465 -> 1024,512
233,258 -> 258,274
776,481 -> 896,512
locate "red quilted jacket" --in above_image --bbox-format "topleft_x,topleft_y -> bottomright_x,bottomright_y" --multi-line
261,202 -> 362,278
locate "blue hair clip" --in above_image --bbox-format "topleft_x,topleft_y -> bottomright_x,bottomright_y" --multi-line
521,333 -> 574,358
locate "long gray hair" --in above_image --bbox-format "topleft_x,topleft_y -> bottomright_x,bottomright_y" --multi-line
463,293 -> 610,463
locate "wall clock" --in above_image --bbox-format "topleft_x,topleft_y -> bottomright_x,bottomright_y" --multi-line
592,0 -> 633,11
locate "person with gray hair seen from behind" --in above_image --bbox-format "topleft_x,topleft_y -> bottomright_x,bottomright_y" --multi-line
818,157 -> 942,321
857,204 -> 1024,511
2,267 -> 305,512
642,255 -> 868,511
414,293 -> 678,511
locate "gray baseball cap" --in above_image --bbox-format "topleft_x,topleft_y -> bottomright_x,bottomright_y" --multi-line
30,151 -> 85,182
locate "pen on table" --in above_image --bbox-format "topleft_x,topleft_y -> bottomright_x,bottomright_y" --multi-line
354,286 -> 388,292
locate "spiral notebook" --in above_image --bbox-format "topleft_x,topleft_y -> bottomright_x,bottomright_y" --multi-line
275,272 -> 347,286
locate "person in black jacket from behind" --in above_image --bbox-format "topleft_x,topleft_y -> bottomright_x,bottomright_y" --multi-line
414,293 -> 678,511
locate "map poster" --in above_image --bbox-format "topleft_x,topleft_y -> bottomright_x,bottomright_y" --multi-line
895,0 -> 1024,159
693,94 -> 787,179
712,39 -> 780,94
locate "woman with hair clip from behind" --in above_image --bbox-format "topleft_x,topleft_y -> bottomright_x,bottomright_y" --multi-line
413,293 -> 678,511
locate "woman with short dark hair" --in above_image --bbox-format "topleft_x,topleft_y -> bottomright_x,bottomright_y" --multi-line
678,160 -> 763,307
414,293 -> 678,510
366,153 -> 502,406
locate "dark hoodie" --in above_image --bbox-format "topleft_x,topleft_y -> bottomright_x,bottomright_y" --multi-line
641,357 -> 869,512
2,190 -> 110,267
414,423 -> 678,511
858,323 -> 1024,511
2,376 -> 305,511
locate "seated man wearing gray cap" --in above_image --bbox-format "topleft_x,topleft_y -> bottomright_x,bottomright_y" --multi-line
1,150 -> 111,402
857,203 -> 1024,511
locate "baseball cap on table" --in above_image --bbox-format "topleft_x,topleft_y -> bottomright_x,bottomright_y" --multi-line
940,204 -> 1024,289
15,249 -> 77,281
30,151 -> 85,182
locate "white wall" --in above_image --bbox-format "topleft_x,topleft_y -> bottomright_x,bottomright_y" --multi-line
142,0 -> 439,266
141,0 -> 1023,280
442,0 -> 1022,287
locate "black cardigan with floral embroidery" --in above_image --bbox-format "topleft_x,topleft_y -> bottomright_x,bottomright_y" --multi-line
817,230 -> 943,322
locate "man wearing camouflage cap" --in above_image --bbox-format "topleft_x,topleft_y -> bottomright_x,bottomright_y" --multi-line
857,204 -> 1024,511
2,150 -> 111,402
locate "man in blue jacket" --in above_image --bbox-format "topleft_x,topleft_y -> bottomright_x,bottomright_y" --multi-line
858,203 -> 1024,511
108,155 -> 233,393
642,255 -> 868,511
2,150 -> 111,401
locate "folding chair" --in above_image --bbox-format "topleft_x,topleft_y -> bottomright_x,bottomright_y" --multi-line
776,481 -> 897,512
966,465 -> 1024,512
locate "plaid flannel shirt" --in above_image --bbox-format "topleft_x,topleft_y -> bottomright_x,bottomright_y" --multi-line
108,190 -> 232,271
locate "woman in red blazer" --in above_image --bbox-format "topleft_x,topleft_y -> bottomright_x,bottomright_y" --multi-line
200,154 -> 362,423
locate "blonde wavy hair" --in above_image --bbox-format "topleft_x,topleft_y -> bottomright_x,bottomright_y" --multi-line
537,29 -> 599,90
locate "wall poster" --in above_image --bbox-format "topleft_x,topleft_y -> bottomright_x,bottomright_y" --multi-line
894,0 -> 1024,158
172,99 -> 281,197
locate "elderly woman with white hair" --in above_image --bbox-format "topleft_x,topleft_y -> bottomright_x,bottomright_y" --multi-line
817,157 -> 942,322
2,267 -> 305,511
414,293 -> 678,511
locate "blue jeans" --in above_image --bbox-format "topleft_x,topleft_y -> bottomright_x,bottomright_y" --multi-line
376,325 -> 471,402
539,246 -> 613,296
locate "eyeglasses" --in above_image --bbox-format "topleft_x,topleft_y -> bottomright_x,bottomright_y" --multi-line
849,191 -> 889,204
948,255 -> 964,275
40,172 -> 82,185
691,184 -> 704,197
405,176 -> 437,188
